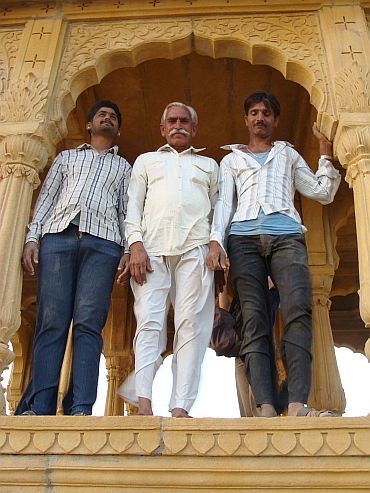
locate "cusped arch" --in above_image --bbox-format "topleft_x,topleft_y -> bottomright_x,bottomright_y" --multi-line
50,15 -> 335,143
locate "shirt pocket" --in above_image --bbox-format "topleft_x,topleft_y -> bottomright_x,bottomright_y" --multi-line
190,161 -> 213,187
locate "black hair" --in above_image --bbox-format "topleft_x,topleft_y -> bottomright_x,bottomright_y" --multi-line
87,100 -> 122,128
243,91 -> 280,118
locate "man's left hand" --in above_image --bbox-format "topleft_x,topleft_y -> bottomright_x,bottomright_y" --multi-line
116,253 -> 131,285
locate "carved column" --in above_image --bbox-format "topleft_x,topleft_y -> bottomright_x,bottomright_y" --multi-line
335,118 -> 370,360
308,270 -> 346,413
0,133 -> 49,415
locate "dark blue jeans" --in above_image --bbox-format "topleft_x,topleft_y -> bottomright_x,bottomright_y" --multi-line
228,233 -> 312,407
16,225 -> 120,415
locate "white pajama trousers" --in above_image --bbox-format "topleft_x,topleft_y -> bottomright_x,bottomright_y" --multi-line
132,245 -> 214,413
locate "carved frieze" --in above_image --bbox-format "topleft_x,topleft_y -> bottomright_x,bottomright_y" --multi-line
0,416 -> 369,456
194,15 -> 327,97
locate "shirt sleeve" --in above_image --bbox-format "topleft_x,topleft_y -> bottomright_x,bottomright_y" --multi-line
118,160 -> 132,253
208,158 -> 220,224
294,154 -> 341,205
124,155 -> 148,247
26,152 -> 64,244
209,155 -> 237,251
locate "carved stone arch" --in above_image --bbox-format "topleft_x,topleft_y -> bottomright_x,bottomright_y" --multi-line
49,14 -> 335,143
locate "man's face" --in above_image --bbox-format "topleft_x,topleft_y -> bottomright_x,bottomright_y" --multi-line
160,106 -> 197,151
244,102 -> 279,139
87,107 -> 120,138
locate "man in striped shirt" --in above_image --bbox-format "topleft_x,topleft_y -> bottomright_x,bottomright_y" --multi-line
206,91 -> 341,418
16,100 -> 131,416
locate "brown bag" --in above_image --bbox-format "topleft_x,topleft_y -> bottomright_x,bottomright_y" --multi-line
210,306 -> 241,358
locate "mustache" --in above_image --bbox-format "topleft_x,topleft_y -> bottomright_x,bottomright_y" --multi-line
254,121 -> 267,127
169,128 -> 191,136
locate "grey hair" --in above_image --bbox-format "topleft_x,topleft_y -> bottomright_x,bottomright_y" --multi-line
161,102 -> 198,125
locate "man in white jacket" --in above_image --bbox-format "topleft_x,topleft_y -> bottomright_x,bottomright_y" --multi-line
206,90 -> 341,418
119,102 -> 219,417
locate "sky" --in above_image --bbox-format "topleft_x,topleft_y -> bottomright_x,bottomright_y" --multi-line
2,344 -> 369,417
92,345 -> 370,418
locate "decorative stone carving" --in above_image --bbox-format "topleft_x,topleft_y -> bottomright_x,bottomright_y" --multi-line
0,73 -> 48,124
193,15 -> 328,110
0,29 -> 22,94
335,62 -> 370,113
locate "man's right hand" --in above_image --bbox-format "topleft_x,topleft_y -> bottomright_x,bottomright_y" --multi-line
129,241 -> 154,286
22,241 -> 39,276
205,241 -> 227,271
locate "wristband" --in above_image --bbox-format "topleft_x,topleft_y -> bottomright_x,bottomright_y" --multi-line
320,154 -> 333,160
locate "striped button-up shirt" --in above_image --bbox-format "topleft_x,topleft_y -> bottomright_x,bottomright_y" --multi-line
26,144 -> 132,250
125,144 -> 219,256
210,141 -> 341,247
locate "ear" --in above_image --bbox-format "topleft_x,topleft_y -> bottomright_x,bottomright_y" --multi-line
160,123 -> 165,137
117,129 -> 121,137
191,124 -> 198,138
86,122 -> 91,130
274,116 -> 280,128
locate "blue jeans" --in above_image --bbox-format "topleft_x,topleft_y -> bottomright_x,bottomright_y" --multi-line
228,233 -> 312,407
16,224 -> 120,415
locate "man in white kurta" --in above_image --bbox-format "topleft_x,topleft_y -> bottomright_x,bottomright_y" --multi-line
119,102 -> 219,417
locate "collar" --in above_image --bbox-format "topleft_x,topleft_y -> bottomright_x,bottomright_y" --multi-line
157,143 -> 206,154
77,143 -> 118,155
221,141 -> 293,152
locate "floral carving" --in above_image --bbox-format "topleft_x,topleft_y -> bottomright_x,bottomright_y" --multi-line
335,62 -> 370,113
0,73 -> 48,124
0,29 -> 22,96
194,15 -> 326,94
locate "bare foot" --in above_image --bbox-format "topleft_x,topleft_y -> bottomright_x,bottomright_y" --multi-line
260,404 -> 277,417
137,397 -> 153,416
171,407 -> 192,418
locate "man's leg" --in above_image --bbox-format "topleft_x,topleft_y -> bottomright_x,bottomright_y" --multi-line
228,235 -> 277,416
19,226 -> 79,415
131,256 -> 170,415
169,245 -> 214,416
68,234 -> 121,416
269,234 -> 312,414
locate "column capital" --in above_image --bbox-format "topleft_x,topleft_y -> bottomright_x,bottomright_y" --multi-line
333,114 -> 370,187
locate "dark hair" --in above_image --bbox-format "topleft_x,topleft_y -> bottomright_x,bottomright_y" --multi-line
87,100 -> 122,128
243,91 -> 280,118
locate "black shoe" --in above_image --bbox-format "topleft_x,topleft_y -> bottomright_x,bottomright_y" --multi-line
71,411 -> 89,416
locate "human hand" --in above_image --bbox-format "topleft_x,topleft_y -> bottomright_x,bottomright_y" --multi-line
312,123 -> 333,156
22,241 -> 39,275
116,253 -> 131,285
205,241 -> 227,271
129,242 -> 154,286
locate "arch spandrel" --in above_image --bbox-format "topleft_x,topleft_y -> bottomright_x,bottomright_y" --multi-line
50,14 -> 338,143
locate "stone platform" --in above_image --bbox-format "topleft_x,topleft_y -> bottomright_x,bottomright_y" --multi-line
0,416 -> 369,492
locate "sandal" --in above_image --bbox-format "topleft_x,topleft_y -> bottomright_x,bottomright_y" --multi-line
296,406 -> 340,417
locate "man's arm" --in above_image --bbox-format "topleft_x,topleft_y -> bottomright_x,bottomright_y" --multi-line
294,125 -> 341,204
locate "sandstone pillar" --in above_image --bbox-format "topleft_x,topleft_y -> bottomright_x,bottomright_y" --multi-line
335,116 -> 370,360
0,132 -> 49,415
